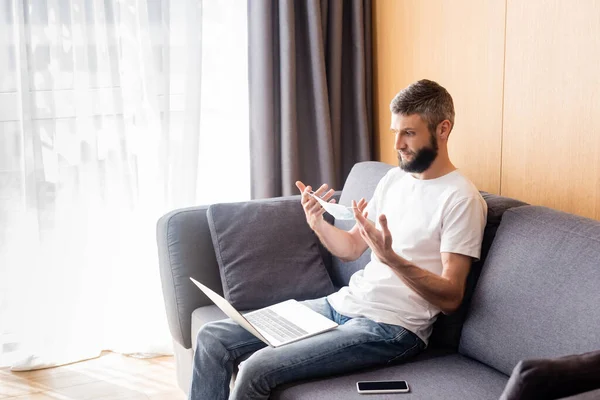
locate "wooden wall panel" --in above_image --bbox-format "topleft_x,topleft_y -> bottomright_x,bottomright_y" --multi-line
501,0 -> 600,219
372,0 -> 506,194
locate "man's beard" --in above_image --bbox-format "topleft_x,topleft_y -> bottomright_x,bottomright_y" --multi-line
398,134 -> 439,173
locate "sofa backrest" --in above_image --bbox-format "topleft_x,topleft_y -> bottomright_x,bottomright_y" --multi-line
330,161 -> 393,287
459,206 -> 600,375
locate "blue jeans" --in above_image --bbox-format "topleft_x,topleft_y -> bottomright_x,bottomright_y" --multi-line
189,297 -> 425,400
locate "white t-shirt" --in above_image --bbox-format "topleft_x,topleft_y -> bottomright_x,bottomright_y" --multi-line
327,167 -> 487,345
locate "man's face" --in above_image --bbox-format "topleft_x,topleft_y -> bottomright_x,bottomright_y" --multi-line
390,113 -> 439,173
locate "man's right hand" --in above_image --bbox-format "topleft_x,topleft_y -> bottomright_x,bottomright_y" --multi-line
295,181 -> 336,231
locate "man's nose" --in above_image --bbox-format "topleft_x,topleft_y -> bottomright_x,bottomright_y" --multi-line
394,133 -> 406,151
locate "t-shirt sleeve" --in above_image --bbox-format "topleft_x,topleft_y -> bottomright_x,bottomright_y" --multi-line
440,196 -> 487,260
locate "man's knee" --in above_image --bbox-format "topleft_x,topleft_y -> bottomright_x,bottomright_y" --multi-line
235,350 -> 275,394
195,322 -> 223,352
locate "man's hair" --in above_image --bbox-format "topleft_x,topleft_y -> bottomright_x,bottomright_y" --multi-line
390,79 -> 455,134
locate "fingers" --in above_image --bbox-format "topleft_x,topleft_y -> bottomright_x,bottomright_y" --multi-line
307,199 -> 323,215
299,182 -> 335,206
353,201 -> 368,235
321,188 -> 336,202
380,214 -> 393,246
296,181 -> 310,205
296,182 -> 333,199
301,185 -> 313,206
298,182 -> 336,219
352,200 -> 367,225
313,183 -> 329,197
353,199 -> 378,236
295,181 -> 306,193
352,199 -> 368,221
379,214 -> 390,235
302,183 -> 329,217
314,207 -> 327,218
351,199 -> 360,217
357,198 -> 368,212
350,198 -> 368,212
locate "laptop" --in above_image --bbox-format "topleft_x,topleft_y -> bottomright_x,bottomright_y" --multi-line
190,277 -> 338,347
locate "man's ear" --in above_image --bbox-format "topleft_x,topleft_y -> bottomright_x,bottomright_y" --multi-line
438,120 -> 452,140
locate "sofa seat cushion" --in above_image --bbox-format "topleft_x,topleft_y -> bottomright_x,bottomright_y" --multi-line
191,305 -> 229,349
272,353 -> 508,400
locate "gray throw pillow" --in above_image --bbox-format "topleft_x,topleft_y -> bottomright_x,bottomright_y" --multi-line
207,197 -> 335,310
499,350 -> 600,400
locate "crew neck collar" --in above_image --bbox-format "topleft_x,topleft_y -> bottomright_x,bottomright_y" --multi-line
405,168 -> 459,183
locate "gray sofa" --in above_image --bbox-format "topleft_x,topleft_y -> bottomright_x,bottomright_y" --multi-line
157,161 -> 600,399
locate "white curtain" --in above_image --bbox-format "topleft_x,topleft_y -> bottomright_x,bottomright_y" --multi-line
0,0 -> 249,371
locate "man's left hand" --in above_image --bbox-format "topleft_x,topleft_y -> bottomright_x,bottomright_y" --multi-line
352,200 -> 399,266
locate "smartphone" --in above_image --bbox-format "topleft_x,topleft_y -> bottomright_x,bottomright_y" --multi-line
356,380 -> 410,394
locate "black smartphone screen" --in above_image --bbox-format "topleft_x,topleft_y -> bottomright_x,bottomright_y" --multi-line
357,380 -> 408,391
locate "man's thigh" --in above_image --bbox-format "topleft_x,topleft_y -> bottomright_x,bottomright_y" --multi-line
299,297 -> 334,320
199,318 -> 266,356
236,317 -> 423,389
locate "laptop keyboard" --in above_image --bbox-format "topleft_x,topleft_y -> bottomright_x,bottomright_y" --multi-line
245,308 -> 309,343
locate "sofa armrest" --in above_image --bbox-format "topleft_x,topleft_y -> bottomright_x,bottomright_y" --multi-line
156,205 -> 223,349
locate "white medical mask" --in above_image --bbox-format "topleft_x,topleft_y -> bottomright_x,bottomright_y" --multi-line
310,192 -> 356,220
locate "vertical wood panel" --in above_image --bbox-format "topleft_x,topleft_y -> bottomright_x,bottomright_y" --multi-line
502,0 -> 600,219
372,0 -> 506,194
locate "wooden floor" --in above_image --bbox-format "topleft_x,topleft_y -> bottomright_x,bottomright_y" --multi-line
0,352 -> 185,400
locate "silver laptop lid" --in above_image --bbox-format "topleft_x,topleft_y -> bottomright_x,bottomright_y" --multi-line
189,277 -> 271,346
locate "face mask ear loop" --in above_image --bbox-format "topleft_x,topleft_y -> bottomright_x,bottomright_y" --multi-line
309,191 -> 361,210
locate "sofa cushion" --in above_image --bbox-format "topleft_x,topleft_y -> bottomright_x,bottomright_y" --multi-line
429,193 -> 527,349
207,197 -> 335,310
272,353 -> 508,399
499,350 -> 600,400
191,305 -> 228,349
330,162 -> 394,287
459,206 -> 600,375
